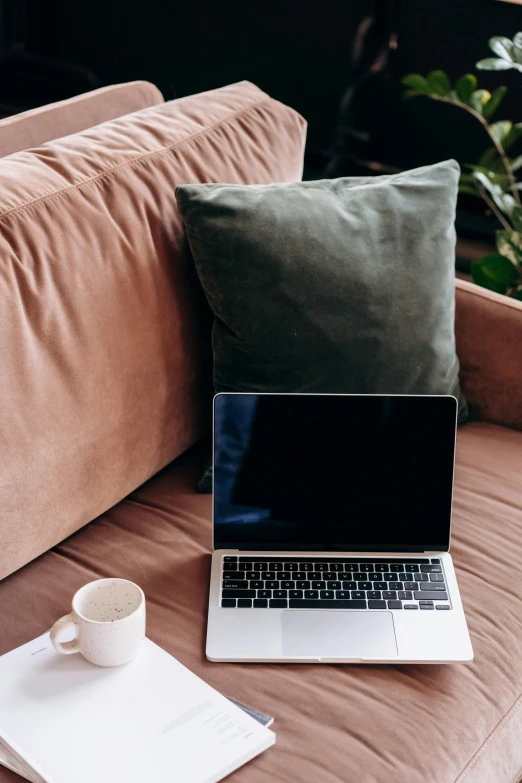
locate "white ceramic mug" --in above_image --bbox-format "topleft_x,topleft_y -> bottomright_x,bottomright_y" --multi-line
49,578 -> 146,667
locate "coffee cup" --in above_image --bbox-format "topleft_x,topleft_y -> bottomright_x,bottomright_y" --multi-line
49,578 -> 146,667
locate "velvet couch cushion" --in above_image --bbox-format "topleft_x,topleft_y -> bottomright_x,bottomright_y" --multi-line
1,422 -> 522,783
176,162 -> 467,421
0,81 -> 307,581
0,81 -> 165,158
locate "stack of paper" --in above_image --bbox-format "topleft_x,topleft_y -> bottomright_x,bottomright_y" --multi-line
0,634 -> 275,783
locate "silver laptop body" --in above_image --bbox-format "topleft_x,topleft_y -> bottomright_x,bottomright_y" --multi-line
206,393 -> 473,664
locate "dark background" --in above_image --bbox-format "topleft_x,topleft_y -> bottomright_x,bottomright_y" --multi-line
1,0 -> 522,249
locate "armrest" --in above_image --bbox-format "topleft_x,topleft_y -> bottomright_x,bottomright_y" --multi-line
455,278 -> 522,431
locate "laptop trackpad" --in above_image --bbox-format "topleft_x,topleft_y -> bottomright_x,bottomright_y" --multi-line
281,611 -> 398,659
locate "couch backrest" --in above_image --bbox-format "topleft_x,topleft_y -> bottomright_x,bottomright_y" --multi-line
0,81 -> 164,158
0,81 -> 307,580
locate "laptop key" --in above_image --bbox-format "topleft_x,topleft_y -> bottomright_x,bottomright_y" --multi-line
373,581 -> 387,591
250,581 -> 263,589
431,558 -> 441,564
254,599 -> 268,608
419,583 -> 446,592
404,604 -> 418,609
300,562 -> 315,571
384,573 -> 398,581
398,591 -> 413,600
296,581 -> 311,589
394,583 -> 404,591
312,581 -> 326,590
399,573 -> 410,581
343,581 -> 357,590
281,581 -> 295,590
308,572 -> 322,580
420,604 -> 434,610
289,599 -> 367,609
261,572 -> 275,580
353,572 -> 366,581
289,590 -> 303,599
274,590 -> 288,599
270,563 -> 283,571
421,565 -> 442,573
368,573 -> 380,581
323,572 -> 337,580
436,605 -> 450,610
389,564 -> 404,572
358,582 -> 373,591
368,600 -> 386,609
375,564 -> 388,572
246,572 -> 260,580
224,563 -> 240,571
237,599 -> 252,607
327,581 -> 342,590
221,598 -> 236,607
315,564 -> 328,571
388,600 -> 402,609
344,564 -> 358,572
351,591 -> 365,600
329,563 -> 343,572
359,563 -> 374,572
404,563 -> 420,572
285,563 -> 298,571
367,591 -> 382,600
258,590 -> 272,599
222,581 -> 248,590
320,590 -> 335,600
414,573 -> 429,582
403,582 -> 417,591
238,563 -> 253,571
254,562 -> 268,571
430,573 -> 444,582
336,591 -> 352,599
223,571 -> 244,579
414,591 -> 448,600
222,589 -> 256,599
269,599 -> 288,608
305,590 -> 319,599
265,581 -> 280,590
224,557 -> 237,563
382,591 -> 397,600
279,572 -> 291,580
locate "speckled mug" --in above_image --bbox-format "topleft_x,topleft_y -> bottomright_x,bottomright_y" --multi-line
49,578 -> 146,667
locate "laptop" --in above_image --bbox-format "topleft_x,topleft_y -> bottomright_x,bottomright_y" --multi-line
206,393 -> 473,664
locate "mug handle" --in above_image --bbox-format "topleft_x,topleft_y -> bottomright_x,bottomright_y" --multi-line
49,613 -> 81,655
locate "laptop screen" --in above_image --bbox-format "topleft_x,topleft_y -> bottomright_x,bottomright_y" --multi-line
213,394 -> 457,553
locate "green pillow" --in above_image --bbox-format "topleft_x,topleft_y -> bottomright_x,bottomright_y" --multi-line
176,160 -> 467,424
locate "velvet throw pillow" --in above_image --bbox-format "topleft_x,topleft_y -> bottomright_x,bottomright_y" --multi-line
176,161 -> 467,429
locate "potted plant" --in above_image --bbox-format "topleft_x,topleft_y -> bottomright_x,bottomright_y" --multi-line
403,33 -> 522,299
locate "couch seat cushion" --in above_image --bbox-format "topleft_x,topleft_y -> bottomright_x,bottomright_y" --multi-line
1,422 -> 522,783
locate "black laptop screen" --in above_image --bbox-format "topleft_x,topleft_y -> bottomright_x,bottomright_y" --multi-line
213,394 -> 457,552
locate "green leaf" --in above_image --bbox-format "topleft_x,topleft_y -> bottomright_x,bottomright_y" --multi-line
501,122 -> 522,151
472,253 -> 519,294
490,120 -> 512,145
488,36 -> 514,61
477,57 -> 515,71
470,89 -> 491,114
455,73 -> 477,103
471,170 -> 510,215
496,229 -> 522,261
467,165 -> 509,188
482,85 -> 508,119
513,32 -> 522,64
401,74 -> 431,93
477,146 -> 502,171
426,70 -> 451,96
510,154 -> 522,172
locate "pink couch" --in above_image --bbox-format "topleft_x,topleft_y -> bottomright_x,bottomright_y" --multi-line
1,80 -> 521,783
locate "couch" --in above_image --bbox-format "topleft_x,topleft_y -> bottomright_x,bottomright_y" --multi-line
1,80 -> 521,783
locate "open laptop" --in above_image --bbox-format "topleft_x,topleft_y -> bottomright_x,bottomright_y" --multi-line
206,393 -> 473,664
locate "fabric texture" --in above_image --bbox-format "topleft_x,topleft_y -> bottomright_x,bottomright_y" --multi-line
455,278 -> 522,431
1,422 -> 522,783
0,81 -> 165,158
0,81 -> 307,581
176,161 -> 467,424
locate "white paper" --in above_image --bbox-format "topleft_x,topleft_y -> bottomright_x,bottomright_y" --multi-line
0,634 -> 274,783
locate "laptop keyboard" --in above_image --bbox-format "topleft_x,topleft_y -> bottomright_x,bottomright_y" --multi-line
220,557 -> 451,610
